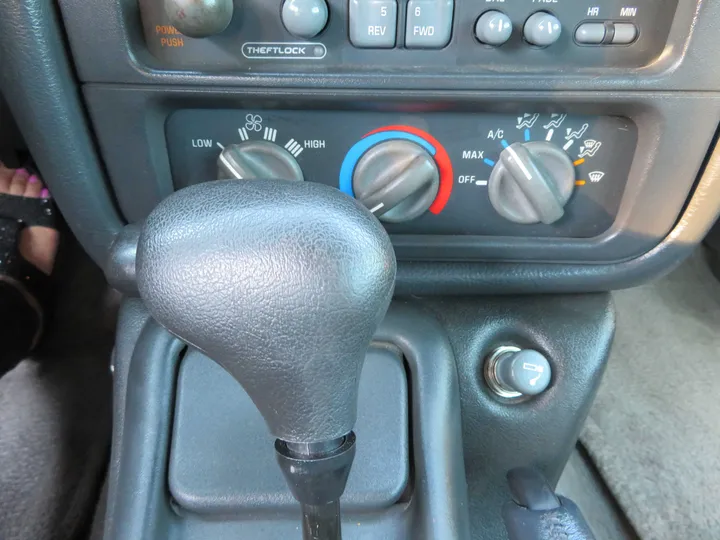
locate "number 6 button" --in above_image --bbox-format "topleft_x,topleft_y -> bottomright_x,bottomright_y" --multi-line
405,0 -> 454,49
349,0 -> 398,48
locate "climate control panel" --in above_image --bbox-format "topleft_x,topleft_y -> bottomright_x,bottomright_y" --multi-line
166,110 -> 637,238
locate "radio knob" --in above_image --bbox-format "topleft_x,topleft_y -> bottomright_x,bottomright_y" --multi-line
475,11 -> 513,46
281,0 -> 329,39
164,0 -> 234,38
217,141 -> 304,182
352,140 -> 439,223
488,141 -> 575,225
523,12 -> 562,47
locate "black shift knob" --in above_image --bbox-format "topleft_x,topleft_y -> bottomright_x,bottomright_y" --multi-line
135,179 -> 396,444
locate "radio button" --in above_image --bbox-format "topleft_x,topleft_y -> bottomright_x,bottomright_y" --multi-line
349,0 -> 398,48
281,0 -> 329,39
574,22 -> 606,45
475,11 -> 512,47
612,23 -> 638,45
523,12 -> 561,47
405,0 -> 454,49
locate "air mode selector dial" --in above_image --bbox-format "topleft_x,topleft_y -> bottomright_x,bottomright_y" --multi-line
488,141 -> 575,225
217,141 -> 305,182
352,140 -> 440,223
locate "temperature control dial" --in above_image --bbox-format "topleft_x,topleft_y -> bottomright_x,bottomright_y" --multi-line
217,141 -> 304,182
353,140 -> 440,223
488,141 -> 575,224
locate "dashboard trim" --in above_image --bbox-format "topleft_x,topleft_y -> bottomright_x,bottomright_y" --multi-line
1,0 -> 718,293
58,0 -> 708,90
83,85 -> 720,265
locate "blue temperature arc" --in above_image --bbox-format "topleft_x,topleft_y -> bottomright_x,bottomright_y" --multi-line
339,131 -> 437,197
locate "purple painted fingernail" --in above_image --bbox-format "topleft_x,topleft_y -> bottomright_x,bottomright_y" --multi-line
40,188 -> 49,198
16,168 -> 28,176
28,175 -> 38,184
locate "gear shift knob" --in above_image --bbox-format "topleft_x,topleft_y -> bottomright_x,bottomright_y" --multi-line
135,179 -> 396,444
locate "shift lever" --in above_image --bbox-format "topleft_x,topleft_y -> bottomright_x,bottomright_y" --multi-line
135,179 -> 396,539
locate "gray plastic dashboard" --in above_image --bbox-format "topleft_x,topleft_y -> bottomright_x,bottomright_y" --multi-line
1,0 -> 720,293
57,0 -> 719,90
83,87 -> 719,266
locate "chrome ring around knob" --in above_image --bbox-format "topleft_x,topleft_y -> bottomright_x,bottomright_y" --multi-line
484,346 -> 552,399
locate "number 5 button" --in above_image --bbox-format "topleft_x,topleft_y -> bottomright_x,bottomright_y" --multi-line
405,0 -> 454,49
349,0 -> 398,48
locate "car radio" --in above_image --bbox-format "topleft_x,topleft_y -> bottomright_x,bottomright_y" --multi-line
139,0 -> 678,71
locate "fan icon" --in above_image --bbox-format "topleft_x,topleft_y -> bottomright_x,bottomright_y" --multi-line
245,114 -> 263,132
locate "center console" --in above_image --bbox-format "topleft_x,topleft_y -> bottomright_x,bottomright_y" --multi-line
2,0 -> 720,539
57,0 -> 720,279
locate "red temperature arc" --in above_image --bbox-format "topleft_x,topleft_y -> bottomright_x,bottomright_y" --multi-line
365,125 -> 454,215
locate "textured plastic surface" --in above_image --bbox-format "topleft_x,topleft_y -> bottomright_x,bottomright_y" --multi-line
169,347 -> 409,514
105,317 -> 185,540
506,468 -> 560,511
104,300 -> 470,539
64,0 -> 720,94
83,86 -> 720,276
0,0 -> 123,266
164,109 -> 636,240
503,496 -> 596,540
4,0 -> 717,293
136,180 -> 396,444
105,224 -> 140,294
128,0 -> 674,72
418,293 -> 615,539
103,295 -> 610,539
